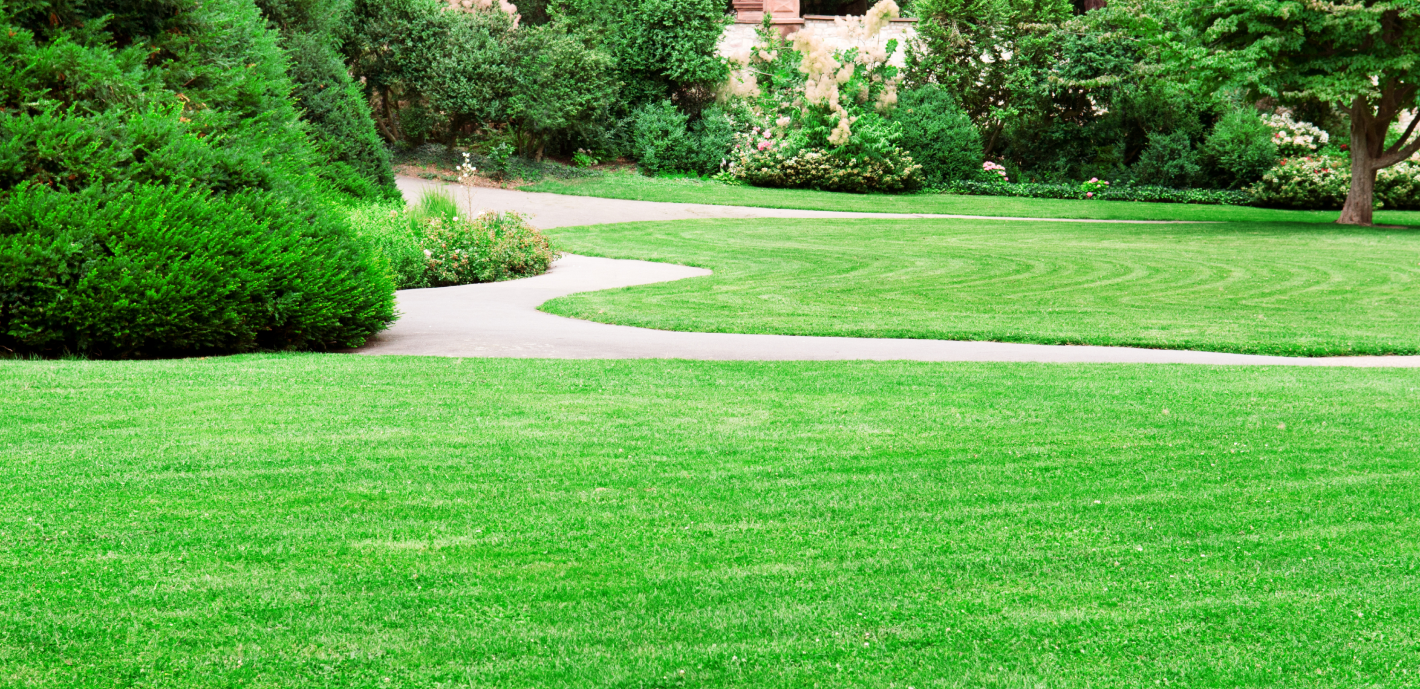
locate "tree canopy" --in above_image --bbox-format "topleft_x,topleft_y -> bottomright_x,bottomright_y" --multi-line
1184,0 -> 1420,224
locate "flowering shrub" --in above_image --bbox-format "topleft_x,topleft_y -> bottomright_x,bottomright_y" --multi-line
1081,177 -> 1109,198
1262,112 -> 1330,157
727,145 -> 923,193
350,191 -> 559,289
1248,156 -> 1349,209
1246,156 -> 1420,210
1377,162 -> 1420,210
718,2 -> 923,192
423,211 -> 558,286
982,161 -> 1009,182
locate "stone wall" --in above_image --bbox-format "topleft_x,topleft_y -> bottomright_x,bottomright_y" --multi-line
717,18 -> 917,67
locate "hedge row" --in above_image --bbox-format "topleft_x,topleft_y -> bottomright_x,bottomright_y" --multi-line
943,180 -> 1255,206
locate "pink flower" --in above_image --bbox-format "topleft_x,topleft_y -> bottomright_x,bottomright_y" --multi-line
1090,177 -> 1098,183
1086,192 -> 1094,198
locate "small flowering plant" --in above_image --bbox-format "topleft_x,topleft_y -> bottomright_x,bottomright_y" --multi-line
456,152 -> 478,181
1081,177 -> 1109,198
571,148 -> 600,168
981,161 -> 1009,182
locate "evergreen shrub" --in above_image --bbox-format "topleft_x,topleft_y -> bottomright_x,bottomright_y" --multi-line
630,101 -> 735,176
894,85 -> 983,186
1131,131 -> 1202,188
0,0 -> 396,357
0,183 -> 394,357
1201,109 -> 1278,189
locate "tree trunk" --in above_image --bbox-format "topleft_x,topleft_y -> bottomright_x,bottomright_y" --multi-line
1338,133 -> 1376,226
1338,98 -> 1377,226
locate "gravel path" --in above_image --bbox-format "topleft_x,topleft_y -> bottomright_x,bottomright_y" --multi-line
355,177 -> 1420,366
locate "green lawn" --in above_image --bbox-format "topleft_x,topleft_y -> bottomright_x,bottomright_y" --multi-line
541,217 -> 1420,357
526,171 -> 1420,225
3,355 -> 1419,687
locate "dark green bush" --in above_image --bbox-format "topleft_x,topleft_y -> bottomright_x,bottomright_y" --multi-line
0,183 -> 394,357
689,106 -> 736,175
1,0 -> 397,357
1201,109 -> 1278,189
894,85 -> 983,186
284,31 -> 397,196
1131,131 -> 1202,188
631,101 -> 695,176
608,0 -> 730,107
504,26 -> 619,159
631,101 -> 736,176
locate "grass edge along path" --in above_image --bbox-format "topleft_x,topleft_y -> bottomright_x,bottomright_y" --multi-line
540,217 -> 1420,358
3,354 -> 1419,687
526,172 -> 1420,226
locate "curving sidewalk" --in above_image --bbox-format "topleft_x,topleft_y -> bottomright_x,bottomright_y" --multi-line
355,177 -> 1420,366
393,176 -> 1211,228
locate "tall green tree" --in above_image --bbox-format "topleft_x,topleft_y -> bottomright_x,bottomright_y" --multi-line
905,0 -> 1073,157
254,0 -> 397,195
1186,0 -> 1420,225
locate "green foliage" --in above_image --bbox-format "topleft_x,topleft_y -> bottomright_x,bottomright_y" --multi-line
1182,0 -> 1420,222
905,0 -> 1073,157
717,9 -> 921,192
505,26 -> 618,158
608,0 -> 730,106
1131,131 -> 1201,188
893,84 -> 982,185
1200,108 -> 1278,189
423,210 -> 558,285
0,183 -> 394,357
0,0 -> 396,356
346,201 -> 429,289
1377,161 -> 1420,211
411,188 -> 461,223
630,101 -> 735,176
346,189 -> 559,289
282,30 -> 397,196
908,0 -> 1221,184
945,179 -> 1253,205
726,145 -> 923,193
630,100 -> 693,176
342,0 -> 617,158
1250,156 -> 1420,212
1248,156 -> 1349,211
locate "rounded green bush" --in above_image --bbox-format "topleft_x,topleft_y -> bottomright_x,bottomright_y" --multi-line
1201,109 -> 1278,189
2,0 -> 400,357
0,183 -> 395,357
894,85 -> 984,187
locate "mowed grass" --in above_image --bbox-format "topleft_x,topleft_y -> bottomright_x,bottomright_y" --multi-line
526,172 -> 1420,226
3,354 -> 1420,687
541,217 -> 1420,356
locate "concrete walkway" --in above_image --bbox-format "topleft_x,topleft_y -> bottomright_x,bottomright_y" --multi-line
394,176 -> 1210,228
356,177 -> 1420,366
